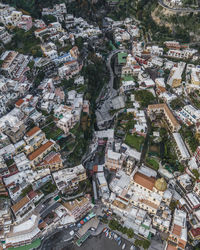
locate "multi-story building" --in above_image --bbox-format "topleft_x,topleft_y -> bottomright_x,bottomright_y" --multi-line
34,27 -> 50,39
167,49 -> 197,59
41,42 -> 58,60
124,156 -> 135,175
0,51 -> 31,81
164,41 -> 181,50
0,198 -> 12,242
52,164 -> 86,193
11,196 -> 35,222
58,60 -> 80,79
63,196 -> 93,221
37,151 -> 63,172
28,140 -> 56,168
177,105 -> 200,126
131,172 -> 171,214
167,67 -> 181,88
57,113 -> 75,134
24,126 -> 46,155
17,15 -> 32,31
0,26 -> 12,44
191,68 -> 200,85
152,209 -> 171,233
167,209 -> 187,250
13,153 -> 31,172
176,174 -> 193,196
4,121 -> 25,144
172,133 -> 190,162
194,181 -> 200,197
105,149 -> 124,171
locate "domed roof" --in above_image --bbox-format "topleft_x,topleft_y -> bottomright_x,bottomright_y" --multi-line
155,177 -> 167,192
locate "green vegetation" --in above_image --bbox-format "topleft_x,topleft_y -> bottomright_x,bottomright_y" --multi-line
42,122 -> 63,141
116,112 -> 136,135
79,179 -> 92,193
169,200 -> 178,211
170,98 -> 184,110
68,179 -> 92,196
3,0 -> 62,18
34,71 -> 45,87
5,27 -> 42,57
168,14 -> 200,41
67,122 -> 92,166
154,127 -> 181,172
81,54 -> 109,107
122,75 -> 135,81
135,90 -> 156,108
41,181 -> 57,195
75,37 -> 84,50
108,219 -> 134,238
189,93 -> 200,109
28,60 -> 35,70
134,239 -> 151,249
192,169 -> 200,180
146,157 -> 159,171
43,124 -> 63,140
126,228 -> 134,238
125,133 -> 145,152
43,15 -> 57,25
21,185 -> 32,197
118,52 -> 128,64
113,76 -> 121,90
5,158 -> 14,167
180,125 -> 199,153
162,138 -> 179,170
8,239 -> 41,250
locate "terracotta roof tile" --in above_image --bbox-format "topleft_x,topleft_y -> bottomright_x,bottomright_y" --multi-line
35,27 -> 48,33
133,172 -> 156,191
26,126 -> 41,138
172,224 -> 182,236
166,244 -> 177,250
28,141 -> 54,161
28,190 -> 37,200
64,60 -> 77,65
15,99 -> 24,107
11,196 -> 30,213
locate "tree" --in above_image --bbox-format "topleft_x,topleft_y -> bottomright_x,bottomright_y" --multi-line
34,71 -> 45,87
178,164 -> 185,173
142,239 -> 151,249
43,15 -> 57,25
135,90 -> 156,108
0,60 -> 3,68
169,200 -> 178,211
134,239 -> 142,247
75,37 -> 84,50
121,226 -> 128,234
21,185 -> 32,197
108,219 -> 119,230
192,169 -> 200,180
59,78 -> 74,90
170,98 -> 184,110
126,228 -> 134,238
28,60 -> 35,70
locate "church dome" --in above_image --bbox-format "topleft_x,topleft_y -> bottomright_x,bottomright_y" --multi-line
155,177 -> 167,192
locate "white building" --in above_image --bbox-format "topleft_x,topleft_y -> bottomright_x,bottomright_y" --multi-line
172,133 -> 190,162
